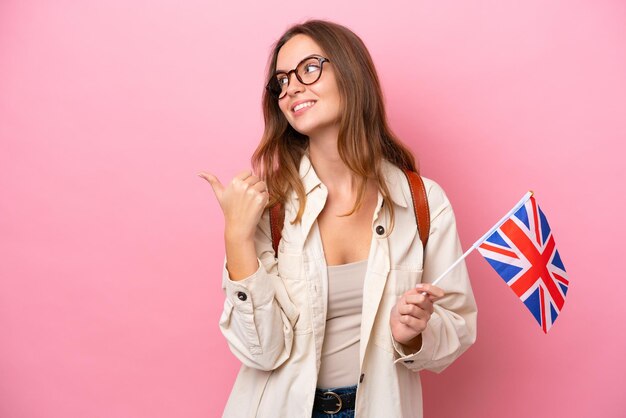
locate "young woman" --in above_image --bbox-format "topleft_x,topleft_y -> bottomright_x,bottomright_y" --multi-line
200,20 -> 477,418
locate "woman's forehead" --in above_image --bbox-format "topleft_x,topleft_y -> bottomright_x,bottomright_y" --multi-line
276,34 -> 325,71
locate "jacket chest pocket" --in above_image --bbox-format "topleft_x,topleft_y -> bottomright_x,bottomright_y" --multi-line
277,250 -> 313,335
373,268 -> 424,353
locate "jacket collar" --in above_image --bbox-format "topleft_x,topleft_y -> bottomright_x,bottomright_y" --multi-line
293,150 -> 409,208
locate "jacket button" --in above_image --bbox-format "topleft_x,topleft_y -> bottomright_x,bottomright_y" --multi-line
359,373 -> 365,383
237,291 -> 247,301
404,360 -> 414,364
375,225 -> 385,235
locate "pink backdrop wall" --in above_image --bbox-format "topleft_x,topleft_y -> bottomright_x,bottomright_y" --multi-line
1,1 -> 624,417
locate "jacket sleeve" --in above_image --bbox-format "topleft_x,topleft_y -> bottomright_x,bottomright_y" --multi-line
218,208 -> 300,371
391,181 -> 478,373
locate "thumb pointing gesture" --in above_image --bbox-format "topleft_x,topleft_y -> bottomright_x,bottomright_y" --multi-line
198,171 -> 224,202
198,169 -> 268,240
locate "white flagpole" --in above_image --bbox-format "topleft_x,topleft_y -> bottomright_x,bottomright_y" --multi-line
423,190 -> 534,290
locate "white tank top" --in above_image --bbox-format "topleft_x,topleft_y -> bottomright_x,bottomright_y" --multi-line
316,259 -> 368,389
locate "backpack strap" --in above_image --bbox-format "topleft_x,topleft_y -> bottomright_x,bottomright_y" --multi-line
269,171 -> 430,257
401,169 -> 430,249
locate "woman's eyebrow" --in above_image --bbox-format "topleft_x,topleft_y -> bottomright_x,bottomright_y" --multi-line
275,54 -> 320,73
274,63 -> 295,73
274,60 -> 295,73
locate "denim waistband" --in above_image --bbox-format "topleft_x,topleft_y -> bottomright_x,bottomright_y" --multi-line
315,384 -> 358,395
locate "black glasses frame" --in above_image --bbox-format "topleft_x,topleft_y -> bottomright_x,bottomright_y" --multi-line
265,55 -> 330,100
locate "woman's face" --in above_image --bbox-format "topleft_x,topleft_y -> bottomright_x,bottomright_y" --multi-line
275,34 -> 342,138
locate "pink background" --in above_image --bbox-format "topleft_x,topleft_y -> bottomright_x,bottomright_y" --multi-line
1,0 -> 624,417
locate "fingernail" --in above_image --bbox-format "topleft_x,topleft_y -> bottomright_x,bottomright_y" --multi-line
415,284 -> 424,288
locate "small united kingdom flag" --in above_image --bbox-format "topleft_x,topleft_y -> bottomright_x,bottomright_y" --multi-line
477,195 -> 569,333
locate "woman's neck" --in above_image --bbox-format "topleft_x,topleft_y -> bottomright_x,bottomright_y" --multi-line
308,135 -> 358,194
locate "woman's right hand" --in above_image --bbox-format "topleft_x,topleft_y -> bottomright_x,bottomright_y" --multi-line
198,170 -> 269,240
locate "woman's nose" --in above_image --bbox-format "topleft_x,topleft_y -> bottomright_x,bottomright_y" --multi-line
285,72 -> 305,96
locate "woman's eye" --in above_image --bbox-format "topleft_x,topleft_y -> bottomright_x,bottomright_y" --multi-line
277,76 -> 288,85
304,64 -> 320,73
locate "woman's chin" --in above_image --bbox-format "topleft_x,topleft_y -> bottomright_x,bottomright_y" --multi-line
289,121 -> 339,140
290,124 -> 314,137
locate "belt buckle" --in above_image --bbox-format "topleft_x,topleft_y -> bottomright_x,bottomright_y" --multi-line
322,391 -> 342,414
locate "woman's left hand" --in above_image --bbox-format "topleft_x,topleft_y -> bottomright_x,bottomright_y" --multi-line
389,283 -> 445,348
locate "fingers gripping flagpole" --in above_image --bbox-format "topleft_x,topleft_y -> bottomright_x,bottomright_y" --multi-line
424,191 -> 534,290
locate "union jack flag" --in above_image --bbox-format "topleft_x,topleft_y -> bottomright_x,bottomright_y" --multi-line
477,195 -> 569,333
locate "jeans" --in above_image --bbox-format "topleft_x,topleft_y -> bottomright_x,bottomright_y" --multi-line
311,384 -> 358,418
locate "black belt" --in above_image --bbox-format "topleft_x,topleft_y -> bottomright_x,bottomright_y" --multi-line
313,389 -> 356,414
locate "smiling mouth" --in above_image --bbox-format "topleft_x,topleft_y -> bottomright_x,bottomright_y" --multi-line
292,101 -> 316,113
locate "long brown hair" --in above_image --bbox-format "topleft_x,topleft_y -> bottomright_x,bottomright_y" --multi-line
252,19 -> 417,235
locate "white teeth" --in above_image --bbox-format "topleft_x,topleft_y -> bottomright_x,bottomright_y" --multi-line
293,101 -> 315,112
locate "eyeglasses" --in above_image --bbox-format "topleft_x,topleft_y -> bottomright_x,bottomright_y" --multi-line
266,55 -> 330,100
